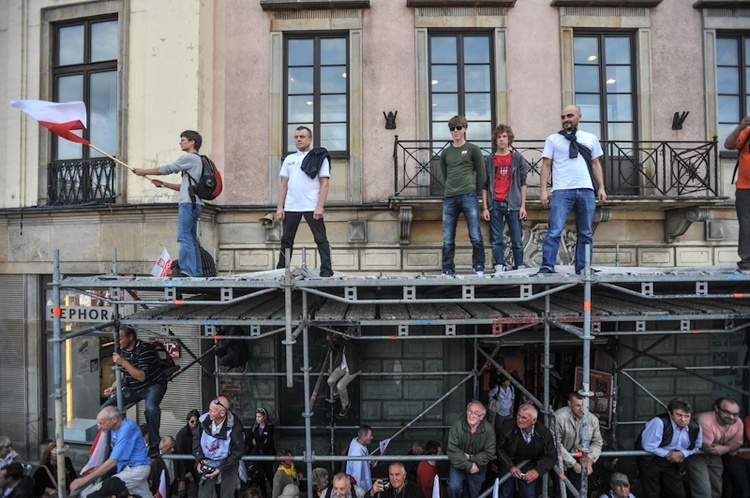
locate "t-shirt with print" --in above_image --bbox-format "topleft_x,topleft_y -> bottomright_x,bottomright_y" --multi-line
493,153 -> 512,201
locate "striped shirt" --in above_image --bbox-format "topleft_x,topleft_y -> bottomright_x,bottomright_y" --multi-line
122,340 -> 165,391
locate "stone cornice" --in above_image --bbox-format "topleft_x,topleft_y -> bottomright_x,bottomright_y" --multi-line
693,0 -> 750,8
550,0 -> 661,6
259,0 -> 370,10
407,0 -> 515,6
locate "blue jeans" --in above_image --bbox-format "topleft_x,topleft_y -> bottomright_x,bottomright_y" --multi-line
177,203 -> 203,277
489,201 -> 524,268
442,192 -> 485,273
101,379 -> 168,451
541,188 -> 595,273
497,461 -> 538,498
448,465 -> 486,498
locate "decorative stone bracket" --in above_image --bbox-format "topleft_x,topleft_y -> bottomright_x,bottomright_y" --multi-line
398,206 -> 413,245
593,206 -> 612,235
664,207 -> 712,243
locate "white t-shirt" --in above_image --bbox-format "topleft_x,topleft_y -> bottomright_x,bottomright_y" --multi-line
542,130 -> 603,192
280,150 -> 331,212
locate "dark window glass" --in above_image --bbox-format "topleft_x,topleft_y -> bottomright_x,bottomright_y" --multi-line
717,35 -> 750,150
52,17 -> 118,160
285,35 -> 349,155
429,33 -> 494,148
573,33 -> 636,143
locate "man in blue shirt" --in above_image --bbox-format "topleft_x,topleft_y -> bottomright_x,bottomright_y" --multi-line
70,406 -> 152,498
635,398 -> 703,498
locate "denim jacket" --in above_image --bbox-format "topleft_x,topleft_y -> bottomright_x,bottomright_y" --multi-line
484,151 -> 529,212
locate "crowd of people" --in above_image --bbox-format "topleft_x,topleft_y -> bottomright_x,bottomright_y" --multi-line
6,389 -> 750,498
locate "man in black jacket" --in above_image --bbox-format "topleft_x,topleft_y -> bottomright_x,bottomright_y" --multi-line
367,463 -> 425,498
496,404 -> 556,498
193,396 -> 246,498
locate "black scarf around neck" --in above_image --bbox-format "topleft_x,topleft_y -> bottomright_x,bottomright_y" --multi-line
558,128 -> 580,158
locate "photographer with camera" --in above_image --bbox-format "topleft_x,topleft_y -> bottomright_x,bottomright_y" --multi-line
366,463 -> 425,498
193,396 -> 246,498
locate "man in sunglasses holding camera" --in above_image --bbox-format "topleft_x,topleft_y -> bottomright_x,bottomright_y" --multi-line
193,396 -> 246,498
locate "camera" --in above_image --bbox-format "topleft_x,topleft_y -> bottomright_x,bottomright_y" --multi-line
381,480 -> 391,490
198,463 -> 217,486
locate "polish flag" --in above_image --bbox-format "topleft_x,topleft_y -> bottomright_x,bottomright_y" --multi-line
81,430 -> 109,476
10,99 -> 89,144
154,469 -> 167,498
151,247 -> 173,277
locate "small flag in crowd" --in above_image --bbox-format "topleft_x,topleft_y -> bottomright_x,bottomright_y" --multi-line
10,99 -> 89,144
81,429 -> 108,476
154,469 -> 167,498
432,474 -> 441,498
151,247 -> 173,277
378,438 -> 391,455
492,477 -> 499,498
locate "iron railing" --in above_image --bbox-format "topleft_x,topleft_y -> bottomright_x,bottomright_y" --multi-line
392,137 -> 720,198
47,157 -> 117,205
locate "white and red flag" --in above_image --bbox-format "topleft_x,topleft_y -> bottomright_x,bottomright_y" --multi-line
10,99 -> 89,144
151,247 -> 173,277
154,469 -> 167,498
81,429 -> 108,476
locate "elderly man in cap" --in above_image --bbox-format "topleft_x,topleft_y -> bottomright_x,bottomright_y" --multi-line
598,473 -> 635,498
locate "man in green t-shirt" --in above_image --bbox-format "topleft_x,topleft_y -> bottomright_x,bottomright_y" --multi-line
439,116 -> 487,275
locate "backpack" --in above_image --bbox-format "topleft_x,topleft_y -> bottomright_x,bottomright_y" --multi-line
186,153 -> 223,202
169,245 -> 218,277
147,340 -> 180,380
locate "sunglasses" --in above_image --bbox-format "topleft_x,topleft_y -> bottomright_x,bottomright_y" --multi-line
213,398 -> 229,411
449,126 -> 464,131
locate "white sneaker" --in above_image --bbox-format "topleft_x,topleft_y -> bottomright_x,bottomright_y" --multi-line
475,270 -> 484,276
494,264 -> 505,274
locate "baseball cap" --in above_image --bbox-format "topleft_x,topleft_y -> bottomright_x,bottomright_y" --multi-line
611,473 -> 629,486
88,477 -> 129,498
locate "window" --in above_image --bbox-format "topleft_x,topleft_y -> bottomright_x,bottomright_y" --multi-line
52,17 -> 118,160
429,33 -> 494,148
573,33 -> 636,143
717,35 -> 750,151
284,35 -> 349,155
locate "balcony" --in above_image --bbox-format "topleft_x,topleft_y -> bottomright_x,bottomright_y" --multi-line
391,137 -> 721,199
47,157 -> 117,205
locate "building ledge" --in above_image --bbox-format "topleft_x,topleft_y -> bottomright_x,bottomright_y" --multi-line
693,0 -> 750,7
550,0 -> 662,6
406,0 -> 516,6
259,0 -> 370,10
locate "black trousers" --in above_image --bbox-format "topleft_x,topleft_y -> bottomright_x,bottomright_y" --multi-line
636,455 -> 686,498
277,211 -> 333,275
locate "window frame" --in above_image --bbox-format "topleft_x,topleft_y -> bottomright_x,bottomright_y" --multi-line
283,33 -> 350,158
51,15 -> 119,161
572,30 -> 638,144
427,31 -> 495,148
716,32 -> 750,154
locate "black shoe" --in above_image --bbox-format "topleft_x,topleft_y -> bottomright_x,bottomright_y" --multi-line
178,272 -> 191,278
537,267 -> 554,274
320,270 -> 334,278
339,404 -> 350,417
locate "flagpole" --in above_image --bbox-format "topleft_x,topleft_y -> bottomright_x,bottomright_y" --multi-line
87,143 -> 156,180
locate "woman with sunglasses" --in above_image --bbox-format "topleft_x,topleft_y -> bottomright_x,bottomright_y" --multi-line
249,408 -> 276,496
174,409 -> 201,498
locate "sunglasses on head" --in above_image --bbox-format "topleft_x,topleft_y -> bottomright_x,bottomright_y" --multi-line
213,398 -> 228,410
449,125 -> 464,131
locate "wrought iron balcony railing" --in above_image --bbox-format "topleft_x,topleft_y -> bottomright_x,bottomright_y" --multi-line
392,137 -> 720,199
47,157 -> 117,205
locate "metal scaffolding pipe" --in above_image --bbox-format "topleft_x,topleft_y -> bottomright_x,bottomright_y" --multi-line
578,249 -> 594,498
618,371 -> 668,409
68,285 -> 279,307
52,251 -> 67,498
476,347 -> 546,414
618,342 -> 750,397
302,292 -> 314,498
284,248 -> 294,388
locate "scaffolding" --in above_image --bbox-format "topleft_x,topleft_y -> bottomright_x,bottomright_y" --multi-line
50,249 -> 750,498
